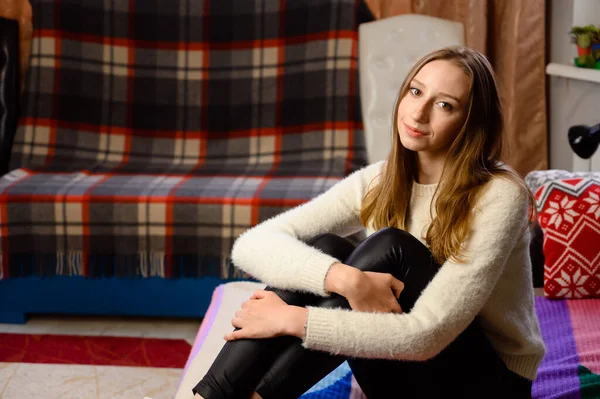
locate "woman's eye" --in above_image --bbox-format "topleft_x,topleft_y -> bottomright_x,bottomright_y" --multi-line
438,101 -> 453,111
409,88 -> 421,96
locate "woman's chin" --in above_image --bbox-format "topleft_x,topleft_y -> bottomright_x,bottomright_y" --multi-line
399,136 -> 425,152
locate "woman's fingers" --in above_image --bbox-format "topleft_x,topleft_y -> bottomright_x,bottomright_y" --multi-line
251,289 -> 267,299
225,328 -> 246,341
390,276 -> 405,299
390,301 -> 403,313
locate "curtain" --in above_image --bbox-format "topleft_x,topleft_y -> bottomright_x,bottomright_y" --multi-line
365,0 -> 548,176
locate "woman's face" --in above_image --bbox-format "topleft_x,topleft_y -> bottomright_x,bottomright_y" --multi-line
396,60 -> 470,158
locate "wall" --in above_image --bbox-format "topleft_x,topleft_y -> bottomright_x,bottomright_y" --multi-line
548,0 -> 600,172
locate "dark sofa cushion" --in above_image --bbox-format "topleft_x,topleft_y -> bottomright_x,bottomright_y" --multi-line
529,222 -> 544,288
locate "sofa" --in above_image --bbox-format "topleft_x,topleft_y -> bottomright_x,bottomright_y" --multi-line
0,0 -> 375,323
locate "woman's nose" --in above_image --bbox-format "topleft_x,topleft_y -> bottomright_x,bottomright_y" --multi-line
411,101 -> 429,123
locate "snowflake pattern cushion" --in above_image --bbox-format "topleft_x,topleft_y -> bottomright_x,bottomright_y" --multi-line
535,178 -> 600,299
525,169 -> 599,194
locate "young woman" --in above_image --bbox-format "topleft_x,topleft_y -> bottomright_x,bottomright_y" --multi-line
192,46 -> 546,399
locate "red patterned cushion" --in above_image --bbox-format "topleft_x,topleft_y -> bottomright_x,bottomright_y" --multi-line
535,178 -> 600,299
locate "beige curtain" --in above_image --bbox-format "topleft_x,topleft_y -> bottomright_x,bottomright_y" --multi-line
365,0 -> 548,176
0,0 -> 32,90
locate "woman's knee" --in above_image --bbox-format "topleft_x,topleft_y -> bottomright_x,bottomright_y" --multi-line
341,228 -> 419,275
317,228 -> 440,312
362,227 -> 427,254
341,227 -> 439,289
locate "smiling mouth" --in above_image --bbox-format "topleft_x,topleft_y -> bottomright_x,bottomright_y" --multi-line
403,123 -> 427,136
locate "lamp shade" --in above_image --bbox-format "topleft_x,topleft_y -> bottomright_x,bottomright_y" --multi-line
568,123 -> 600,159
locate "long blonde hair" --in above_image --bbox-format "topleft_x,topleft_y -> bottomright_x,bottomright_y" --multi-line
360,46 -> 534,264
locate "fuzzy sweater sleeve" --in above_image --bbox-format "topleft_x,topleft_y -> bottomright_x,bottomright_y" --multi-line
230,161 -> 384,296
303,177 -> 530,360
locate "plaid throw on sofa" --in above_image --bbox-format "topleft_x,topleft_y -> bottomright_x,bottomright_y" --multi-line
0,0 -> 372,280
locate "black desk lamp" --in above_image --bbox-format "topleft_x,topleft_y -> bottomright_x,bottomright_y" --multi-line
568,123 -> 600,159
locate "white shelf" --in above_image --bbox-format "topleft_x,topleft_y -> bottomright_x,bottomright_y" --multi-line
546,62 -> 600,84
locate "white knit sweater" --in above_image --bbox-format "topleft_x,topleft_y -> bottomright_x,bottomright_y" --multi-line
230,161 -> 546,380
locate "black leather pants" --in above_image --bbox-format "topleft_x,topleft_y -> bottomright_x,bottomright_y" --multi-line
193,227 -> 532,399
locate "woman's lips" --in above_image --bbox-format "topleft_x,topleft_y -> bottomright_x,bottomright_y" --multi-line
404,123 -> 427,138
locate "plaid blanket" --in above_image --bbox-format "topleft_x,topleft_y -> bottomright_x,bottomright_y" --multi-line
0,0 -> 373,280
533,297 -> 600,398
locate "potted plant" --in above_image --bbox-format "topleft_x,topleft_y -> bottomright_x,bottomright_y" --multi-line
569,24 -> 600,68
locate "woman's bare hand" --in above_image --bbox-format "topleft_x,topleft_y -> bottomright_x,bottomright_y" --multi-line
344,270 -> 404,313
224,290 -> 308,341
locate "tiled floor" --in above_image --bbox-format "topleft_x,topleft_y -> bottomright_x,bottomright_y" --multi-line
0,315 -> 201,399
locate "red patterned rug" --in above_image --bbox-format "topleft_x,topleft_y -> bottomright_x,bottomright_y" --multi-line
0,333 -> 192,368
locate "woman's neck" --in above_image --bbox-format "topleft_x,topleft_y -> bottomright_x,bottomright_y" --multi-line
415,152 -> 447,184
